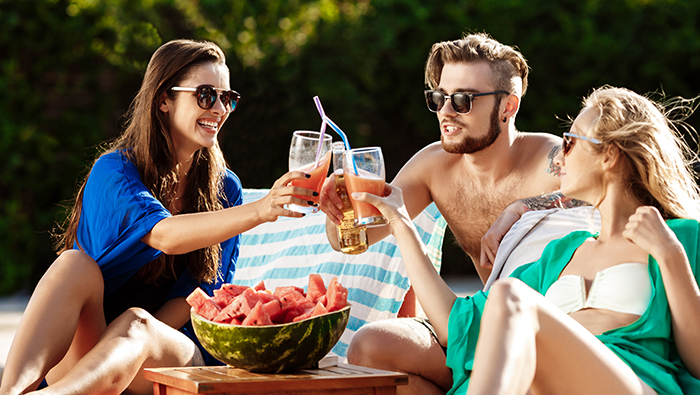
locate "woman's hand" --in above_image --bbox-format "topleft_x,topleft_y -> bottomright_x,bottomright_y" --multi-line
622,206 -> 685,262
253,171 -> 318,223
350,184 -> 410,231
480,201 -> 528,270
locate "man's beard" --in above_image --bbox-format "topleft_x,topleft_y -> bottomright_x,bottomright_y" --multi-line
441,99 -> 502,154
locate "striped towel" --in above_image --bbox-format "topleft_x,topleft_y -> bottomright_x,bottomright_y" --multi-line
235,189 -> 445,358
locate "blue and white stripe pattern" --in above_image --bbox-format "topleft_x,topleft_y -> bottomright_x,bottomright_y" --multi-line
234,189 -> 445,358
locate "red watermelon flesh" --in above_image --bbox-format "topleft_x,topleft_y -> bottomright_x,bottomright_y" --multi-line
256,290 -> 277,304
220,283 -> 249,297
253,280 -> 266,291
198,299 -> 222,321
274,287 -> 305,309
212,289 -> 237,309
185,274 -> 349,326
294,301 -> 329,322
306,274 -> 327,304
263,300 -> 284,323
326,277 -> 349,312
212,298 -> 244,323
242,301 -> 273,326
310,301 -> 329,317
284,309 -> 302,323
239,288 -> 263,315
186,288 -> 209,310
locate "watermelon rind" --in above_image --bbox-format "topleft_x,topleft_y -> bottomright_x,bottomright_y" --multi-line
190,304 -> 350,373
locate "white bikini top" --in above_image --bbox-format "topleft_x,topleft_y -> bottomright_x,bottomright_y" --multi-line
544,262 -> 652,316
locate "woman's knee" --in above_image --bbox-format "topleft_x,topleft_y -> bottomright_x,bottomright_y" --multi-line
347,322 -> 386,365
487,278 -> 536,317
46,250 -> 103,289
112,308 -> 156,337
348,319 -> 436,367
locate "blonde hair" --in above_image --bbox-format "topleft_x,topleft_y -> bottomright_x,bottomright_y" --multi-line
424,32 -> 529,97
582,86 -> 700,220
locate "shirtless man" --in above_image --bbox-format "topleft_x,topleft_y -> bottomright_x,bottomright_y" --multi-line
320,33 -> 574,394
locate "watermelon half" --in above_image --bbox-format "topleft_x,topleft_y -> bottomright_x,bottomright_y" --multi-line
190,304 -> 350,373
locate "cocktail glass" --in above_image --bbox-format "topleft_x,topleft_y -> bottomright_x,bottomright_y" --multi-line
287,130 -> 333,214
343,147 -> 387,227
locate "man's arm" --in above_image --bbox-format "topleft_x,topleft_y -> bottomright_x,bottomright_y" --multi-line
480,191 -> 590,268
521,191 -> 590,211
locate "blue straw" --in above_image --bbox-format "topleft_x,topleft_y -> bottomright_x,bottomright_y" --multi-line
323,117 -> 351,151
313,96 -> 356,173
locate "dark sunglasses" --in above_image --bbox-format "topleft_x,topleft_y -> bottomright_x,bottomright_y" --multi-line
424,90 -> 508,114
171,85 -> 240,113
562,132 -> 602,156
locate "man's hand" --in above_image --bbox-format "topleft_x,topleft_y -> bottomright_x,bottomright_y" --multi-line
319,175 -> 344,225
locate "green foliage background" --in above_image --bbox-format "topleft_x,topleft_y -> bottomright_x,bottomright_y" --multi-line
1,0 -> 699,293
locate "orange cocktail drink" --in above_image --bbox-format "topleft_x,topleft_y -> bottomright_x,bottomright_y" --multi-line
343,147 -> 387,227
287,130 -> 333,214
344,170 -> 385,219
290,151 -> 331,204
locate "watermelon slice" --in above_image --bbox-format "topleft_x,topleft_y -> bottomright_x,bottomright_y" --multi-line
242,301 -> 273,326
325,277 -> 348,312
186,288 -> 210,310
220,283 -> 249,296
212,288 -> 237,309
306,274 -> 327,304
253,280 -> 266,291
239,288 -> 264,315
197,299 -> 222,321
212,298 -> 244,323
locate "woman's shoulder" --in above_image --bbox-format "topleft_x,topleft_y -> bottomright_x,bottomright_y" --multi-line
221,168 -> 243,207
91,150 -> 138,177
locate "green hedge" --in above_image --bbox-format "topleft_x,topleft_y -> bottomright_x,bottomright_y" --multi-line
1,0 -> 698,293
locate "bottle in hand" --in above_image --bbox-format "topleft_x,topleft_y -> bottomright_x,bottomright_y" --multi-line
332,142 -> 368,255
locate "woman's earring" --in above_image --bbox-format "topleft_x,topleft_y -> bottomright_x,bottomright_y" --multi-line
502,117 -> 507,123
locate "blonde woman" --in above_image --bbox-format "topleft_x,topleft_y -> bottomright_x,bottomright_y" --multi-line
354,86 -> 700,394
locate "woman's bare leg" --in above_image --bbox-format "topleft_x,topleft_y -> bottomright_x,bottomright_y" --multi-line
348,318 -> 452,395
32,307 -> 203,395
467,278 -> 656,395
0,250 -> 105,395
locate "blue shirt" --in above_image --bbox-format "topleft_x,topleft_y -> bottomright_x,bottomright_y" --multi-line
76,150 -> 242,301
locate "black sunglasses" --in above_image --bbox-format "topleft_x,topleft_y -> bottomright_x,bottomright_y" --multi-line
424,90 -> 508,114
171,85 -> 240,113
562,132 -> 602,156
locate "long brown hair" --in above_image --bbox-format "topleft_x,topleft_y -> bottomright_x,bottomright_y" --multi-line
57,39 -> 229,284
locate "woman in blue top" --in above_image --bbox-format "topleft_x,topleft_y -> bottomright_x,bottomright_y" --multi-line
1,39 -> 316,394
353,86 -> 700,394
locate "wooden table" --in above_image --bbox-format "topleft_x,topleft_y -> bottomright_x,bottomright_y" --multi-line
145,363 -> 409,395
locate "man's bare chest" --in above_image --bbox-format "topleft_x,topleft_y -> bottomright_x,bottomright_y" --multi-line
431,174 -> 532,259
